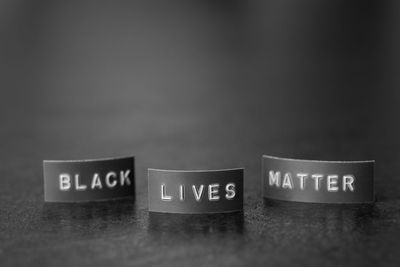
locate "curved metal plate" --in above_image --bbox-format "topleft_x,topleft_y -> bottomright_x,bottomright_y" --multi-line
148,168 -> 244,213
262,155 -> 374,203
43,156 -> 135,202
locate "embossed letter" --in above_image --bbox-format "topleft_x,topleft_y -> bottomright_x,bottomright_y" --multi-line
327,175 -> 339,192
59,174 -> 71,191
269,171 -> 281,187
225,183 -> 236,200
208,183 -> 220,201
161,184 -> 172,201
343,175 -> 355,192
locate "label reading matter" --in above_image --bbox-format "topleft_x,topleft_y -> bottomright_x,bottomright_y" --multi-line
262,155 -> 374,203
148,168 -> 243,213
43,156 -> 135,202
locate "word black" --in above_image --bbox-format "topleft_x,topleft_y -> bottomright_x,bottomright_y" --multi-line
59,170 -> 132,191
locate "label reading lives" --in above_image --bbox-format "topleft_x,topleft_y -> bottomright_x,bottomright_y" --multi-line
43,156 -> 135,202
262,155 -> 374,203
148,168 -> 243,213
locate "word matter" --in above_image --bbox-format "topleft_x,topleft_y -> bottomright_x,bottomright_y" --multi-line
43,156 -> 135,202
148,168 -> 243,213
268,171 -> 355,192
262,155 -> 374,203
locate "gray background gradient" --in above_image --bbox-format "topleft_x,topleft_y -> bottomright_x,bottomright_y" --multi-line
1,0 -> 400,266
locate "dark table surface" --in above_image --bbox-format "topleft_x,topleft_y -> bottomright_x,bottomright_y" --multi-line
1,1 -> 400,266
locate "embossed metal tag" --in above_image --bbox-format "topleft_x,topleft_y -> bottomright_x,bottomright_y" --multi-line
262,155 -> 374,203
148,168 -> 244,213
43,156 -> 135,202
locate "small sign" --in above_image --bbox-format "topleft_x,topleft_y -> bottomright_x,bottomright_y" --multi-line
262,155 -> 374,203
43,156 -> 135,202
148,168 -> 243,213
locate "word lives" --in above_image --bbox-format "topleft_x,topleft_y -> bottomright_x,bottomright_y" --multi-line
59,170 -> 132,191
268,170 -> 355,192
161,183 -> 236,202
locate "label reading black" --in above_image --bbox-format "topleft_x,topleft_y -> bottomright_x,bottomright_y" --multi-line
43,156 -> 135,202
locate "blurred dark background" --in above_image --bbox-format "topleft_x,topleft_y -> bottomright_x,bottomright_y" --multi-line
1,0 -> 400,266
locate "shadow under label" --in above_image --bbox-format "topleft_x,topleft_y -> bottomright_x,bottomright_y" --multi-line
40,197 -> 136,237
148,211 -> 244,235
262,198 -> 379,236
